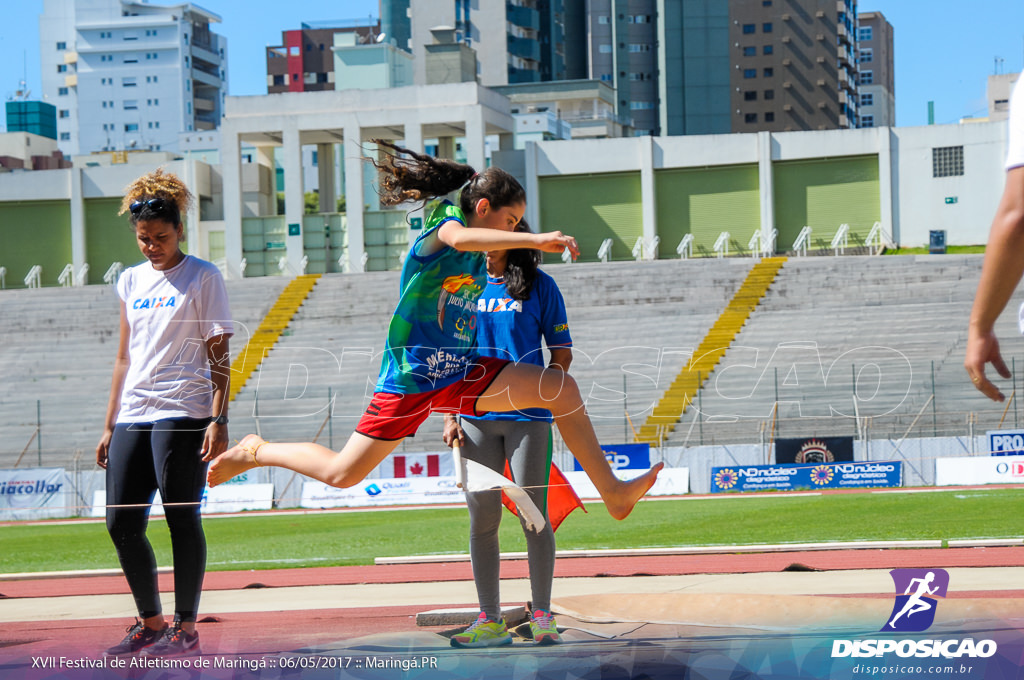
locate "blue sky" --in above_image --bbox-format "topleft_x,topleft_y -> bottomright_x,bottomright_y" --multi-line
2,0 -> 1022,129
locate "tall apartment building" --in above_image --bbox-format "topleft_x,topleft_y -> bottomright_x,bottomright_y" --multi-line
402,0 -> 567,86
580,0 -> 862,136
584,0 -> 659,136
265,20 -> 380,94
725,0 -> 860,133
40,0 -> 226,156
856,11 -> 894,127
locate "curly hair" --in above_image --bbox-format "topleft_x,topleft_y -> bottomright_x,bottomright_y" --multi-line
118,168 -> 193,226
370,139 -> 525,218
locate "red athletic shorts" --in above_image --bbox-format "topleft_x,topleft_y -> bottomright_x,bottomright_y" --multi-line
355,356 -> 510,441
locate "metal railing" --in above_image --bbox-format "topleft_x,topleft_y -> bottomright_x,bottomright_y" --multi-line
677,234 -> 694,260
866,221 -> 896,256
831,223 -> 849,256
57,264 -> 75,287
24,265 -> 42,289
103,262 -> 123,286
792,226 -> 812,257
713,232 -> 731,259
597,238 -> 613,262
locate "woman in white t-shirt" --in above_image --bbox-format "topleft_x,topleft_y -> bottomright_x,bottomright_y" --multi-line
95,169 -> 232,658
967,76 -> 1024,400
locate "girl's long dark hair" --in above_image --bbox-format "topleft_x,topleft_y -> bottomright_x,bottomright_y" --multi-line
503,219 -> 540,301
370,139 -> 525,217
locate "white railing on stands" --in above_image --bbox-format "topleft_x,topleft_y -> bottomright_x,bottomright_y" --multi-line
561,246 -> 573,263
747,231 -> 761,258
338,254 -> 347,272
866,221 -> 895,256
58,264 -> 74,288
713,232 -> 730,259
763,228 -> 778,257
239,257 -> 247,276
792,226 -> 812,257
676,234 -> 693,260
397,250 -> 408,266
632,236 -> 644,262
75,264 -> 89,287
103,262 -> 123,286
24,265 -> 42,289
648,235 -> 660,260
299,255 -> 309,274
361,251 -> 369,268
831,223 -> 849,256
597,238 -> 613,263
277,256 -> 288,273
0,266 -> 6,289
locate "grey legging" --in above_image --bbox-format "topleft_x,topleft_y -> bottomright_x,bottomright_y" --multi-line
460,417 -> 556,621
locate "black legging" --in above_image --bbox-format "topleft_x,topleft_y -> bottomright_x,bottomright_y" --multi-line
106,418 -> 209,622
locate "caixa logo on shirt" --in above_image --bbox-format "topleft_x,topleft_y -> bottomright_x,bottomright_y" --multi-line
132,295 -> 179,310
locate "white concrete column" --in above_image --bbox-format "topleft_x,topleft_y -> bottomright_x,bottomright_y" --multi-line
69,167 -> 86,273
404,122 -> 426,233
221,127 -> 244,279
878,126 -> 897,245
465,107 -> 486,172
437,136 -> 455,160
757,130 -> 776,256
639,135 -> 657,255
282,125 -> 305,275
317,142 -> 336,213
524,140 -> 540,231
183,159 -> 201,256
343,122 -> 365,273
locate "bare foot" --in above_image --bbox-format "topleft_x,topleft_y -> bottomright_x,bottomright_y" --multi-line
603,462 -> 664,520
208,434 -> 265,487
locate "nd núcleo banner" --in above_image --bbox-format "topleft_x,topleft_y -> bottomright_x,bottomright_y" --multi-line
775,436 -> 854,464
711,461 -> 902,493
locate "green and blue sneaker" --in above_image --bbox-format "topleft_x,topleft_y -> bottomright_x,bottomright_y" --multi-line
450,612 -> 513,648
529,609 -> 561,645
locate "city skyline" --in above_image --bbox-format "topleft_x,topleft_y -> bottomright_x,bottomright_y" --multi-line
2,0 -> 1023,132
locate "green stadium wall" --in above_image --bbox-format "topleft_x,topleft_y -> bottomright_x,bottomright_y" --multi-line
655,164 -> 760,256
538,171 -> 643,263
0,201 -> 72,288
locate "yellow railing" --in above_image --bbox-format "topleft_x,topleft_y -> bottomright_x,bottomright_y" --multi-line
636,257 -> 787,444
228,273 -> 321,401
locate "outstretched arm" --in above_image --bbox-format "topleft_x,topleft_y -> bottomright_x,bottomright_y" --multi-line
966,165 -> 1024,401
436,221 -> 580,258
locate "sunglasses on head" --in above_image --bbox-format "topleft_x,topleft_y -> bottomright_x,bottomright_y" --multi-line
129,197 -> 176,216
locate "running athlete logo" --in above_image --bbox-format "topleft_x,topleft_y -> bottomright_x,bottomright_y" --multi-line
881,568 -> 949,633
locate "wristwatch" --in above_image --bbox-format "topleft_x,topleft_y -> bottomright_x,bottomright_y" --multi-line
212,415 -> 228,425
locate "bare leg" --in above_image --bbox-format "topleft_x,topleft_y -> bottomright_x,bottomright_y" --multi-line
476,364 -> 662,520
208,432 -> 402,488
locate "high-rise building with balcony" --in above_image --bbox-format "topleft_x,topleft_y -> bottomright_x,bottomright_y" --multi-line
265,20 -> 380,94
856,11 -> 894,128
403,0 -> 567,86
39,0 -> 227,155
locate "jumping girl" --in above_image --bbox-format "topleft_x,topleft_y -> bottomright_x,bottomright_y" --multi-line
207,141 -> 661,522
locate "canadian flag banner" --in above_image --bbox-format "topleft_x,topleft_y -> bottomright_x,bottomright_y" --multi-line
392,453 -> 441,478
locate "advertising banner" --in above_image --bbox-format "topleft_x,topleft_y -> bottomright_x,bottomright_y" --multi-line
935,455 -> 1024,486
563,467 -> 689,500
775,436 -> 854,464
572,443 -> 651,471
0,467 -> 67,520
987,430 -> 1024,456
90,484 -> 275,518
710,461 -> 902,493
301,476 -> 464,509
